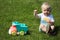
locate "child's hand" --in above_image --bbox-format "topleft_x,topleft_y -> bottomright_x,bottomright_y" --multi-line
34,10 -> 38,16
47,20 -> 54,25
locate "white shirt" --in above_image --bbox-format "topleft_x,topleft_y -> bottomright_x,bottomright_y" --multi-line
37,13 -> 54,24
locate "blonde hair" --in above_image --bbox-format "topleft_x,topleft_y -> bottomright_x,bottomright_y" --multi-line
41,2 -> 51,9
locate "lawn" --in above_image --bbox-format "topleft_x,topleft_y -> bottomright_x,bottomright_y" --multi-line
0,0 -> 60,40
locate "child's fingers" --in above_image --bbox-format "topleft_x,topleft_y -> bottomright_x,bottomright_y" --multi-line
34,10 -> 37,13
34,10 -> 37,11
34,10 -> 38,16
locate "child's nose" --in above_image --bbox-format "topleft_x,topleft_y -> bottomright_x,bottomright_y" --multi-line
45,11 -> 48,13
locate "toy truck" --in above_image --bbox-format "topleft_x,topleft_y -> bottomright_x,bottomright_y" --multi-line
9,21 -> 28,35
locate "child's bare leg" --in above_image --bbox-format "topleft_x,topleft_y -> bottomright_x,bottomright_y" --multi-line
39,24 -> 50,33
42,25 -> 49,33
39,24 -> 44,32
41,25 -> 46,32
39,24 -> 46,32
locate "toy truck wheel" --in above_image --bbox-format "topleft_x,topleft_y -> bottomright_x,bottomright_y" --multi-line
19,31 -> 24,35
11,31 -> 16,35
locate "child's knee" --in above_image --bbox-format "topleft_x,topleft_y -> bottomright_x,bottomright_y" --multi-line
51,25 -> 55,30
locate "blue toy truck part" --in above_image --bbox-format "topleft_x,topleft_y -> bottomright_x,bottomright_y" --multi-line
12,21 -> 28,33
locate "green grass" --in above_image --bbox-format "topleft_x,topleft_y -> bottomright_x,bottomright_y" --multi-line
0,0 -> 60,40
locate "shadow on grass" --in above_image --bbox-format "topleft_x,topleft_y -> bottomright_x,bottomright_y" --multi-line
49,26 -> 60,36
25,26 -> 60,36
24,30 -> 31,35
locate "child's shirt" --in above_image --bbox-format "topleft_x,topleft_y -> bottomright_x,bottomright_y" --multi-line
37,13 -> 54,25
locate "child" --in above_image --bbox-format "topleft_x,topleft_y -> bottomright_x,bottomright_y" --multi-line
34,2 -> 55,33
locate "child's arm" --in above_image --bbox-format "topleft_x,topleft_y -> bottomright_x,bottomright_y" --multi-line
34,10 -> 40,18
47,20 -> 54,25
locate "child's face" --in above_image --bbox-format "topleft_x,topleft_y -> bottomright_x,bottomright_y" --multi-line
42,6 -> 51,16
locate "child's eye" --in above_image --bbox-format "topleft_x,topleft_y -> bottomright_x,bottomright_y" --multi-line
44,9 -> 50,11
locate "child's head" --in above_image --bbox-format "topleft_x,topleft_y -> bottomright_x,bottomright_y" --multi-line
41,2 -> 51,16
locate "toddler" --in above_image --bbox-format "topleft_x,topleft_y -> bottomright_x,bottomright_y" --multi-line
34,2 -> 55,33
